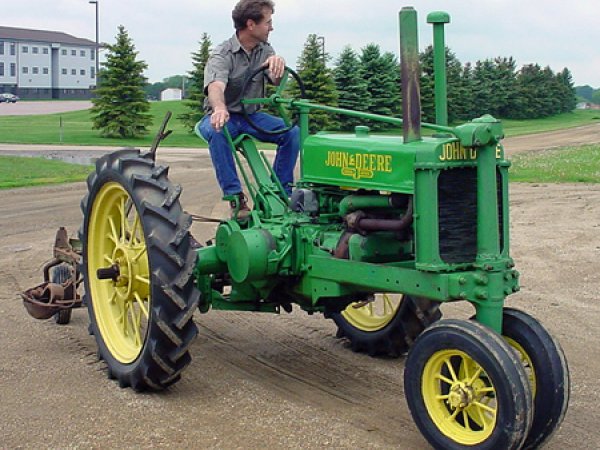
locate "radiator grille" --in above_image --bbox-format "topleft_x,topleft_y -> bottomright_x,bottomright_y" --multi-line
438,168 -> 478,263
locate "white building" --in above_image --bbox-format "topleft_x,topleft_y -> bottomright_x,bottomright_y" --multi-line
0,26 -> 97,100
160,88 -> 183,101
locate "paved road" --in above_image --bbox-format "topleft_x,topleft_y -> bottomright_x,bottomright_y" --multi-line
0,100 -> 92,116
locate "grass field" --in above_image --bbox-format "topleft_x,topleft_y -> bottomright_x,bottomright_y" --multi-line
0,102 -> 598,188
0,101 -> 599,147
509,144 -> 600,183
0,155 -> 93,189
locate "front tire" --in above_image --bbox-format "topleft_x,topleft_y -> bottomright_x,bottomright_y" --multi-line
502,308 -> 570,449
404,319 -> 533,449
80,149 -> 199,390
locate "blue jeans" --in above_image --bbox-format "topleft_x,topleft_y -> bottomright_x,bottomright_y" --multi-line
198,112 -> 300,196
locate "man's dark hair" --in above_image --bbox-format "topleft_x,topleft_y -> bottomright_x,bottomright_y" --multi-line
232,0 -> 275,31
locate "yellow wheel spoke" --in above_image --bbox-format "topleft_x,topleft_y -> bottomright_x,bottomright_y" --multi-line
446,407 -> 461,423
477,386 -> 495,394
444,358 -> 459,382
383,294 -> 394,315
472,400 -> 496,415
132,246 -> 147,263
462,411 -> 472,431
134,292 -> 149,319
109,290 -> 117,305
468,366 -> 484,385
119,197 -> 127,237
435,373 -> 454,385
135,275 -> 150,285
130,213 -> 141,244
108,217 -> 119,243
436,394 -> 450,401
130,305 -> 142,346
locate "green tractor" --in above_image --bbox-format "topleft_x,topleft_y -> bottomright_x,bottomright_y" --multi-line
24,7 -> 569,449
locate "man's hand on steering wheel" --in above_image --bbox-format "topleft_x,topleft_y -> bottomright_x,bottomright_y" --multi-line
263,55 -> 286,82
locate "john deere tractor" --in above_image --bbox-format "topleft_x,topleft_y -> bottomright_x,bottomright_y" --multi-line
23,7 -> 569,449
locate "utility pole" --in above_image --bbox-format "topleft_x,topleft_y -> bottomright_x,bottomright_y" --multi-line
89,0 -> 99,87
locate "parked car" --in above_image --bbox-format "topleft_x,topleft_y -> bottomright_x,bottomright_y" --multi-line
0,93 -> 20,103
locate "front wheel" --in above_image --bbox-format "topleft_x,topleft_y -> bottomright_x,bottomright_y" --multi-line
502,308 -> 570,449
80,149 -> 199,390
404,319 -> 533,449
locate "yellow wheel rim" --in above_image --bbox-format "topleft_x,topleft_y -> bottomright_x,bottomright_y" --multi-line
505,337 -> 537,396
87,182 -> 151,363
422,350 -> 497,445
341,293 -> 401,332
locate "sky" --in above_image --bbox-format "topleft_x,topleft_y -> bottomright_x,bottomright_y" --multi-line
3,0 -> 599,88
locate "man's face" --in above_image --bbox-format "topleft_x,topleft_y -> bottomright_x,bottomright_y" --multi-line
249,8 -> 273,43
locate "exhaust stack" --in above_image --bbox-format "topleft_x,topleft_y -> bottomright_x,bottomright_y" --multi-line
400,7 -> 422,143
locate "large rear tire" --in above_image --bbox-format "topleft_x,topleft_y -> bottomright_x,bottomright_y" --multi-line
80,149 -> 199,390
330,294 -> 441,357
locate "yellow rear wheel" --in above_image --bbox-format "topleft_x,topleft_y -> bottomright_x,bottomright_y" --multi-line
331,295 -> 441,357
87,182 -> 150,363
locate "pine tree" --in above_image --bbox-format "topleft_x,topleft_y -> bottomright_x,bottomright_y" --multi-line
178,33 -> 212,132
556,68 -> 577,112
290,34 -> 338,133
360,44 -> 400,130
333,46 -> 371,130
90,25 -> 151,138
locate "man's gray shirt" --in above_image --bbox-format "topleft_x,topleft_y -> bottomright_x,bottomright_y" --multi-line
203,34 -> 275,114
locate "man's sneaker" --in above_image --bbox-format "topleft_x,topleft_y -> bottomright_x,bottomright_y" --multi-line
230,193 -> 250,220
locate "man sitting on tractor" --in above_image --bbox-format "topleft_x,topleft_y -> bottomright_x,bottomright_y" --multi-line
198,0 -> 300,219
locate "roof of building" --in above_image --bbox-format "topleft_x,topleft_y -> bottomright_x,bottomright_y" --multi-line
0,26 -> 95,47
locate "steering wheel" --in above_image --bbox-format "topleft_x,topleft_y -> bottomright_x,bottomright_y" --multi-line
240,65 -> 306,135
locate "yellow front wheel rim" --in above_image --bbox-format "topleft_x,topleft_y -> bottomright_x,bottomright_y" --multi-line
422,349 -> 497,445
341,293 -> 401,331
87,182 -> 151,364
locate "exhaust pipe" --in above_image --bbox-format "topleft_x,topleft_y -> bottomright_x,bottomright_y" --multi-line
400,7 -> 422,143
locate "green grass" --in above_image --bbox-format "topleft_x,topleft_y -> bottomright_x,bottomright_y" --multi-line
510,144 -> 600,183
1,102 -> 599,147
0,155 -> 93,189
501,110 -> 600,137
0,101 -> 204,147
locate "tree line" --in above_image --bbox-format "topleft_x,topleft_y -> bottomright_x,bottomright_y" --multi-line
90,27 -> 577,138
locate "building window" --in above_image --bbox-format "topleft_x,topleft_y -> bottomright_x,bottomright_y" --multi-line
32,67 -> 39,74
43,67 -> 49,75
10,63 -> 16,77
80,50 -> 86,57
91,67 -> 96,78
22,46 -> 29,53
43,47 -> 49,54
71,49 -> 76,56
62,68 -> 67,75
22,66 -> 28,74
71,69 -> 76,75
91,49 -> 95,60
0,41 -> 4,55
33,47 -> 39,54
10,43 -> 15,55
0,63 -> 4,76
61,49 -> 67,56
80,69 -> 86,76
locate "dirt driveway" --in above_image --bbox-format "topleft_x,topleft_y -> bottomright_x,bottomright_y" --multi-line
0,128 -> 599,448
